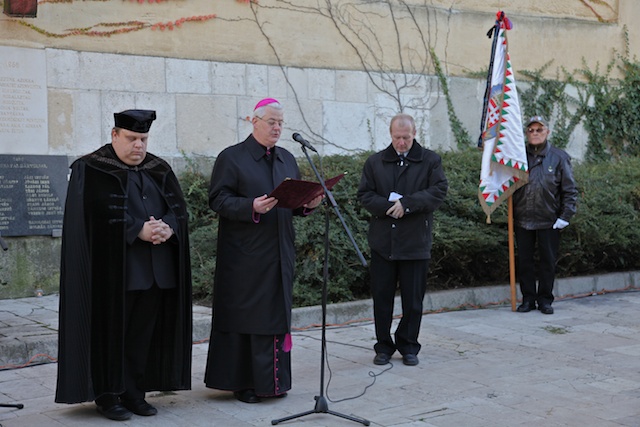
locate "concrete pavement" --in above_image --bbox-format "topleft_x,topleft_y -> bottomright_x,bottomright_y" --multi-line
1,272 -> 640,426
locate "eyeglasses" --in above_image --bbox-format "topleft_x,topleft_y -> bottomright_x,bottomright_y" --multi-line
527,128 -> 546,134
257,117 -> 284,128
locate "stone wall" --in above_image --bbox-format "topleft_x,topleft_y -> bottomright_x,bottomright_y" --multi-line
0,44 -> 589,298
0,0 -> 629,297
0,0 -> 630,79
43,47 -> 586,165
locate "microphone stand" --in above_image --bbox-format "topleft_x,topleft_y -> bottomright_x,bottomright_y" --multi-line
272,145 -> 369,426
0,233 -> 24,411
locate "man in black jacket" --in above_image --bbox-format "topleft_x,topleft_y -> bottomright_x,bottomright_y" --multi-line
55,110 -> 192,421
357,113 -> 448,366
513,115 -> 578,315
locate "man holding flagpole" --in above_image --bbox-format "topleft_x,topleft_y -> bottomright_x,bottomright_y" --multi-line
512,116 -> 578,314
476,11 -> 577,315
478,11 -> 529,311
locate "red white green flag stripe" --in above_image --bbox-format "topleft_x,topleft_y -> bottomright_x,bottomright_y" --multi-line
478,12 -> 528,221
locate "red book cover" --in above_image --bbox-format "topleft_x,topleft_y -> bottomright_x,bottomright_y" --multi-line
269,173 -> 345,209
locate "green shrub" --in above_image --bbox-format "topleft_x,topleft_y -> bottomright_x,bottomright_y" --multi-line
292,153 -> 372,306
182,152 -> 640,307
560,157 -> 640,273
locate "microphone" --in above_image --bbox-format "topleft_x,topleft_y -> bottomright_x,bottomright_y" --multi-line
292,133 -> 318,153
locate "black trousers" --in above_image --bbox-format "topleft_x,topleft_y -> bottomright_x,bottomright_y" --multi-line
122,284 -> 164,401
515,226 -> 560,307
370,251 -> 429,356
95,285 -> 163,407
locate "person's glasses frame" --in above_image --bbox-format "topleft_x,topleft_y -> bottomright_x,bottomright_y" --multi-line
257,117 -> 285,128
527,127 -> 546,134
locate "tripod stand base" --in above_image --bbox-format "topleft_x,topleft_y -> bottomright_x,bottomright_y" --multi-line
0,403 -> 24,409
271,395 -> 369,425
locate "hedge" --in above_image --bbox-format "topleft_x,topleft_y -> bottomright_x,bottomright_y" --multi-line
182,151 -> 640,307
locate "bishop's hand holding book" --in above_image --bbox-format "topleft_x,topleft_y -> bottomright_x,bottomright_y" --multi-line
268,173 -> 345,210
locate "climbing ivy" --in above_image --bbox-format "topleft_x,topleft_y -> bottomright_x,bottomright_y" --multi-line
517,27 -> 640,162
431,49 -> 472,149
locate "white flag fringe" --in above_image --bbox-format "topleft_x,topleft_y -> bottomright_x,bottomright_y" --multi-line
478,12 -> 528,223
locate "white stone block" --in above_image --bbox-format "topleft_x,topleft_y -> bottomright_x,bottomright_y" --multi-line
176,94 -> 237,157
427,92 -> 455,151
281,98 -> 322,147
323,101 -> 374,156
46,49 -> 80,89
308,68 -> 335,101
47,90 -> 73,155
245,64 -> 269,98
267,67 -> 288,100
286,67 -> 308,100
211,62 -> 245,96
167,58 -> 212,94
0,46 -> 48,154
336,70 -> 368,103
73,91 -> 103,155
78,52 -> 165,92
593,272 -> 635,292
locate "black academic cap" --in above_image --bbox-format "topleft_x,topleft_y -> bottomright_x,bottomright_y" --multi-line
114,109 -> 157,133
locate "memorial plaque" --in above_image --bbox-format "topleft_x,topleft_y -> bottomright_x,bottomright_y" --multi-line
0,46 -> 48,154
0,155 -> 68,237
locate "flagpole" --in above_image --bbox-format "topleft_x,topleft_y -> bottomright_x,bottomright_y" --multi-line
478,10 -> 527,313
508,196 -> 517,311
477,13 -> 502,148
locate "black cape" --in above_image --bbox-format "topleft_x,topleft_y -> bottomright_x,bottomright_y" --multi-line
55,144 -> 192,404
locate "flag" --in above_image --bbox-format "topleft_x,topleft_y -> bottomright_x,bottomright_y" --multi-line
478,11 -> 528,222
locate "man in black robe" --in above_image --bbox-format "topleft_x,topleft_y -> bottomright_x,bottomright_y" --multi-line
204,98 -> 322,403
55,109 -> 192,421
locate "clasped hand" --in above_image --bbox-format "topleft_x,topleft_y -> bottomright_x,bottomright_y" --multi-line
386,199 -> 405,219
139,216 -> 173,245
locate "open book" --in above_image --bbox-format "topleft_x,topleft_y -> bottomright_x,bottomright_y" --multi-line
268,173 -> 345,209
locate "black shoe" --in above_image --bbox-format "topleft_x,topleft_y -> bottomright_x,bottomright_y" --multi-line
258,392 -> 288,399
234,389 -> 261,404
373,353 -> 391,365
96,403 -> 133,421
402,354 -> 419,366
539,304 -> 554,315
122,398 -> 157,416
516,302 -> 536,312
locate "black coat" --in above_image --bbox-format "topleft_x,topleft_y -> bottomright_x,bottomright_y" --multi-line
55,144 -> 192,404
208,135 -> 307,335
357,141 -> 448,260
513,142 -> 578,230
